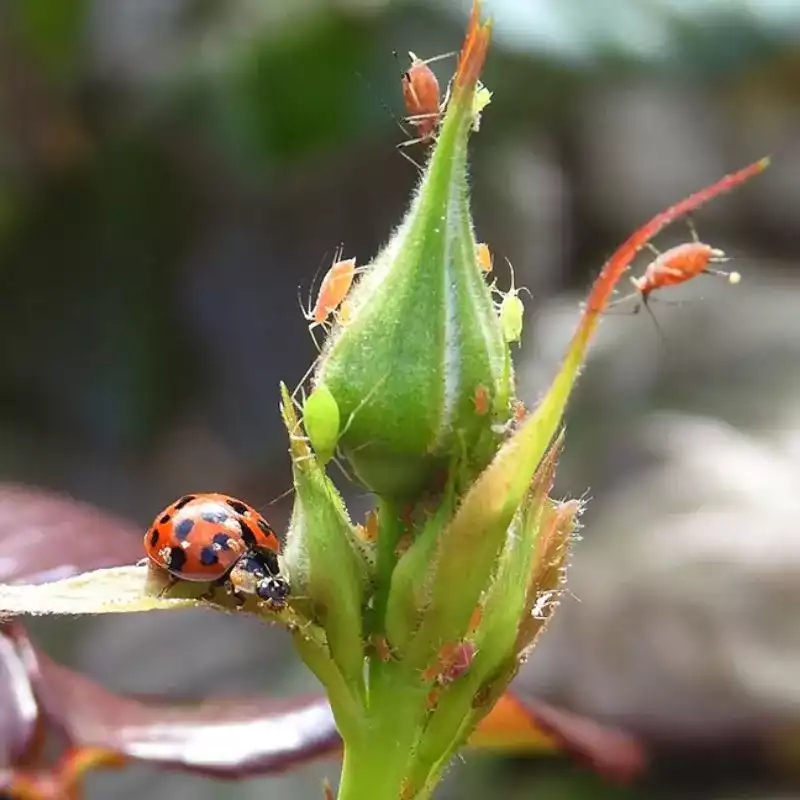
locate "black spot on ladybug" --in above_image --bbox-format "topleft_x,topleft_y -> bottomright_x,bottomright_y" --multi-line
174,518 -> 194,540
226,498 -> 249,516
149,529 -> 159,548
200,547 -> 219,566
159,514 -> 171,525
169,547 -> 187,573
201,509 -> 228,524
239,519 -> 257,547
257,517 -> 274,536
212,532 -> 232,550
173,495 -> 196,511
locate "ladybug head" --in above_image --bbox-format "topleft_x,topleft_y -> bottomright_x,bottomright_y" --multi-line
257,576 -> 290,609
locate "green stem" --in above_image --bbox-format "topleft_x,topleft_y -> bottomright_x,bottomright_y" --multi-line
371,499 -> 403,629
337,664 -> 429,800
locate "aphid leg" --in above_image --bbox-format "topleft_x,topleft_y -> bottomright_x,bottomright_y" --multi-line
330,454 -> 356,484
291,356 -> 322,403
395,143 -> 424,172
686,213 -> 700,243
338,373 -> 390,441
327,373 -> 390,482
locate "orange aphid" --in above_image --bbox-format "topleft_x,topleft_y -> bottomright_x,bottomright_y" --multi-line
394,532 -> 413,559
633,242 -> 737,302
395,49 -> 457,165
467,604 -> 483,633
401,52 -> 442,142
371,634 -> 393,663
363,510 -> 379,543
473,384 -> 489,415
621,219 -> 741,328
311,255 -> 357,324
299,249 -> 358,348
476,242 -> 492,273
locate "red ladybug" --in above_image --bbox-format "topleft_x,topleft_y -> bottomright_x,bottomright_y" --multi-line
143,493 -> 289,607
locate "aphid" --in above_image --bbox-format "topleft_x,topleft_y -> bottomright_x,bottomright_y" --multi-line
495,258 -> 532,346
616,219 -> 741,336
476,242 -> 492,273
299,374 -> 389,475
143,493 -> 289,608
400,51 -> 454,142
473,384 -> 490,415
393,50 -> 456,167
394,532 -> 413,559
302,383 -> 341,466
370,634 -> 394,663
363,510 -> 379,543
471,81 -> 493,132
422,641 -> 477,684
299,248 -> 358,347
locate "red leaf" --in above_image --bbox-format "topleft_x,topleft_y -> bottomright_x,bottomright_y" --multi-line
0,484 -> 141,584
0,623 -> 39,768
5,627 -> 341,779
503,693 -> 647,783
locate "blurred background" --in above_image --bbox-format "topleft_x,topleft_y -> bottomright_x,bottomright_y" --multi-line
1,0 -> 800,797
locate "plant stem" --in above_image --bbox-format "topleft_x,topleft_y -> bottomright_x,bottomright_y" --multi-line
337,665 -> 429,800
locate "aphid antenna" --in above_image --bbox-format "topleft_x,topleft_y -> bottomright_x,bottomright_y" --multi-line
502,257 -> 533,299
291,356 -> 321,403
396,49 -> 459,68
354,69 -> 412,135
636,294 -> 669,348
298,248 -> 334,321
337,372 -> 390,442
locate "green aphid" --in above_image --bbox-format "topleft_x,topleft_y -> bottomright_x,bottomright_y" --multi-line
472,81 -> 493,132
303,384 -> 341,465
497,258 -> 532,346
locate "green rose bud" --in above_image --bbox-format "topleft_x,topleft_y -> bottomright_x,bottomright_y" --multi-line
311,15 -> 509,501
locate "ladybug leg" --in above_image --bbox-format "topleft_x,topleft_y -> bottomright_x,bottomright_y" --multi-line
157,574 -> 178,598
229,584 -> 247,608
199,577 -> 226,603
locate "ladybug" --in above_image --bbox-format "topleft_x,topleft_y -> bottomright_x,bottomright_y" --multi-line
144,493 -> 289,608
228,552 -> 291,607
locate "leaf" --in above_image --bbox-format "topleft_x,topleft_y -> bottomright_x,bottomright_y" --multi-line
0,484 -> 142,585
469,693 -> 647,783
4,625 -> 342,779
0,566 -> 204,616
0,624 -> 39,768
